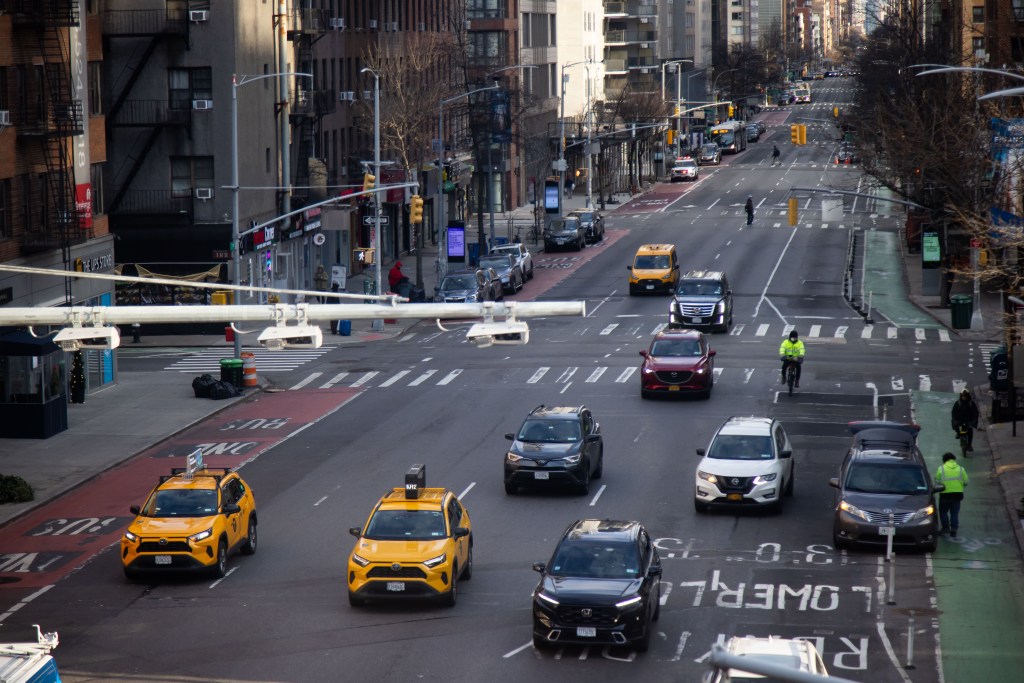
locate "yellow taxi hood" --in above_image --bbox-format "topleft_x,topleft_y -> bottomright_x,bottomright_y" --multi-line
130,516 -> 214,537
353,538 -> 450,561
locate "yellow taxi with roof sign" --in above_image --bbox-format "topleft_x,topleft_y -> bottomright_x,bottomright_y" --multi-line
347,465 -> 473,607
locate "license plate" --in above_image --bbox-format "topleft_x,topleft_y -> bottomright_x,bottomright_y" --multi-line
645,285 -> 654,290
576,627 -> 597,638
668,386 -> 680,391
154,555 -> 172,565
386,581 -> 406,592
727,493 -> 743,501
534,471 -> 550,480
692,317 -> 703,323
879,526 -> 895,536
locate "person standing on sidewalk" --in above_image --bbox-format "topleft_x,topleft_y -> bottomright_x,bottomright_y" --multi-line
935,452 -> 969,537
313,264 -> 329,302
951,389 -> 980,451
745,196 -> 755,225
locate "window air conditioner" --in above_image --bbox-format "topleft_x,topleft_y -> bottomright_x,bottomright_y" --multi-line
0,110 -> 10,125
339,91 -> 355,101
368,19 -> 378,29
388,22 -> 398,31
192,99 -> 213,110
189,10 -> 209,22
194,188 -> 213,200
329,17 -> 346,30
417,22 -> 426,31
362,90 -> 372,100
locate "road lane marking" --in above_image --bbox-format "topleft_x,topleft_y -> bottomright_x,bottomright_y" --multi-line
616,368 -> 637,383
290,372 -> 322,390
938,329 -> 951,342
731,324 -> 745,336
0,585 -> 53,622
409,369 -> 437,386
586,367 -> 607,383
556,367 -> 578,383
915,328 -> 926,341
437,369 -> 462,385
503,642 -> 533,658
320,372 -> 349,388
210,566 -> 239,589
458,482 -> 476,500
589,484 -> 607,506
600,324 -> 618,335
314,495 -> 328,506
379,370 -> 410,387
756,324 -> 770,336
560,382 -> 572,394
350,371 -> 378,387
835,326 -> 848,338
861,326 -> 873,339
809,325 -> 822,337
527,367 -> 550,384
887,327 -> 898,339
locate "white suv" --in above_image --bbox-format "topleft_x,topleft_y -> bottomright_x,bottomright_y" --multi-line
704,635 -> 829,682
694,417 -> 794,513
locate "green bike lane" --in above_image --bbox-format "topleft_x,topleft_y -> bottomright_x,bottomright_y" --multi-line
863,230 -> 943,328
914,390 -> 1024,678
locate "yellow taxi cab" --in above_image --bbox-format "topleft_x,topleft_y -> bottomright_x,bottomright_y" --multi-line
347,465 -> 472,607
627,244 -> 680,295
120,452 -> 257,579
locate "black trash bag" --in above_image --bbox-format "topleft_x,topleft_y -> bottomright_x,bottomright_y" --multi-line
209,380 -> 241,400
394,277 -> 426,303
192,373 -> 217,398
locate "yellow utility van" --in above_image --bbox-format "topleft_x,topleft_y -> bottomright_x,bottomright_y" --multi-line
627,244 -> 679,295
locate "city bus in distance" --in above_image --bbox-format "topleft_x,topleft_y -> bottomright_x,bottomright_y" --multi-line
708,120 -> 748,153
793,83 -> 811,103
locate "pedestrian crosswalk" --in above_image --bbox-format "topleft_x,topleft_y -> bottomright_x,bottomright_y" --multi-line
286,364 -> 968,394
164,346 -> 334,373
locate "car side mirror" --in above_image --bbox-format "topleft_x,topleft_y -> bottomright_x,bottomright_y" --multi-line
696,448 -> 706,456
933,483 -> 946,494
648,563 -> 662,577
639,350 -> 649,358
779,449 -> 792,459
626,265 -> 632,271
709,350 -> 717,357
505,432 -> 515,441
434,287 -> 440,293
532,562 -> 546,573
726,290 -> 732,295
828,477 -> 840,489
223,503 -> 241,515
349,527 -> 362,537
129,505 -> 141,515
453,527 -> 470,538
587,433 -> 601,442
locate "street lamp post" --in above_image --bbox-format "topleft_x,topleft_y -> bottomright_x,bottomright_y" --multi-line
485,65 -> 536,247
660,60 -> 693,155
360,68 -> 384,331
231,71 -> 311,359
436,85 -> 499,281
559,60 -> 600,216
685,70 -> 705,139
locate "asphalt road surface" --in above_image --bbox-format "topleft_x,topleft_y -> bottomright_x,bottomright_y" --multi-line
2,78 -> 992,682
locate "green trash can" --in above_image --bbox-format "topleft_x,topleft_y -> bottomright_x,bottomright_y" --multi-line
950,294 -> 973,329
220,358 -> 244,387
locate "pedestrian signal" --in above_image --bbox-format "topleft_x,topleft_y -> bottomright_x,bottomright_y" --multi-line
354,247 -> 374,264
409,195 -> 424,224
788,198 -> 798,226
362,173 -> 376,193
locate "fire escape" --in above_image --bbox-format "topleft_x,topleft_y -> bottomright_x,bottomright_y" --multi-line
102,6 -> 190,217
7,0 -> 89,303
286,6 -> 334,204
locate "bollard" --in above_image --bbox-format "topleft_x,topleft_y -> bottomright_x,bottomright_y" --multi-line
904,610 -> 916,669
865,290 -> 874,324
887,555 -> 896,605
131,323 -> 141,343
240,351 -> 257,388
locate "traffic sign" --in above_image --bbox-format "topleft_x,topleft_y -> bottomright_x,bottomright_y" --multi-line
362,215 -> 390,226
970,238 -> 981,248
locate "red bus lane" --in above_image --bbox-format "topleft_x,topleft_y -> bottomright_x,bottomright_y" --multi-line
510,227 -> 627,299
0,388 -> 358,601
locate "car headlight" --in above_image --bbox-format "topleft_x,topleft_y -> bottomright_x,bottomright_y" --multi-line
351,553 -> 370,567
123,530 -> 138,542
423,553 -> 447,568
716,300 -> 726,313
536,591 -> 560,607
642,365 -> 656,375
697,470 -> 719,484
561,454 -> 581,465
189,528 -> 213,543
466,293 -> 479,302
839,500 -> 871,522
753,473 -> 778,484
506,452 -> 523,463
695,365 -> 707,374
616,595 -> 643,609
909,504 -> 936,521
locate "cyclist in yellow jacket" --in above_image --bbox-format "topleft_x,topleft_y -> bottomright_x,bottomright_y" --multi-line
779,330 -> 806,387
935,452 -> 968,537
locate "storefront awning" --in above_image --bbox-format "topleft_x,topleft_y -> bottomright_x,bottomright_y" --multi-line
0,330 -> 60,356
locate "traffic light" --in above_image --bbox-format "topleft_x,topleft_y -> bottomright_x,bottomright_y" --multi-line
790,124 -> 800,144
788,197 -> 799,226
833,106 -> 839,119
727,105 -> 734,118
362,172 -> 376,193
353,247 -> 374,264
798,124 -> 807,145
409,195 -> 424,224
667,129 -> 675,145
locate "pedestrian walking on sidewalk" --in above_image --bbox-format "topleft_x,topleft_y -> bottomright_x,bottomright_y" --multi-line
935,452 -> 969,537
771,144 -> 781,167
745,196 -> 755,225
313,264 -> 329,302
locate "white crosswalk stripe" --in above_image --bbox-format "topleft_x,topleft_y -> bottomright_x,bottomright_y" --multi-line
165,346 -> 333,373
527,367 -> 550,384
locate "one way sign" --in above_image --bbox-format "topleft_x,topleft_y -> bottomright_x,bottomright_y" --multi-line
362,215 -> 390,226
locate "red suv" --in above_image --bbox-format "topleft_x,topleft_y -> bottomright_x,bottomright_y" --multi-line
638,329 -> 716,399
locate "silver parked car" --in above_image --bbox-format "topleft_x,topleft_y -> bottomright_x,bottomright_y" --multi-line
491,242 -> 534,280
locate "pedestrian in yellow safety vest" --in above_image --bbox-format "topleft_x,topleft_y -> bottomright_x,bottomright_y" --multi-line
935,452 -> 969,537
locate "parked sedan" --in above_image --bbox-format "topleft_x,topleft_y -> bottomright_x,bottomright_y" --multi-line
434,268 -> 502,303
639,329 -> 716,399
491,242 -> 534,280
567,209 -> 605,244
477,253 -> 524,294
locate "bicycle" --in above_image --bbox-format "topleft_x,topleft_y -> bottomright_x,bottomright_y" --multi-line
955,422 -> 971,458
782,358 -> 800,396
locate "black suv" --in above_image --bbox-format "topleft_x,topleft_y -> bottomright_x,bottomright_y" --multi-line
830,421 -> 942,552
544,216 -> 585,251
567,209 -> 605,244
532,519 -> 661,652
504,405 -> 603,495
669,270 -> 733,332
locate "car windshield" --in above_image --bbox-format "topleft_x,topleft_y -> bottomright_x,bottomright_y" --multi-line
517,418 -> 581,443
702,145 -> 717,154
574,212 -> 594,222
441,275 -> 476,291
548,541 -> 642,579
635,255 -> 669,269
651,339 -> 702,357
679,161 -> 697,169
143,489 -> 219,517
478,256 -> 510,270
706,434 -> 774,460
676,281 -> 722,296
363,510 -> 447,540
844,463 -> 929,494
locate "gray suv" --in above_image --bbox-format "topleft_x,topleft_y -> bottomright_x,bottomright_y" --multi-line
669,270 -> 733,333
477,253 -> 524,294
830,422 -> 942,552
544,216 -> 584,252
